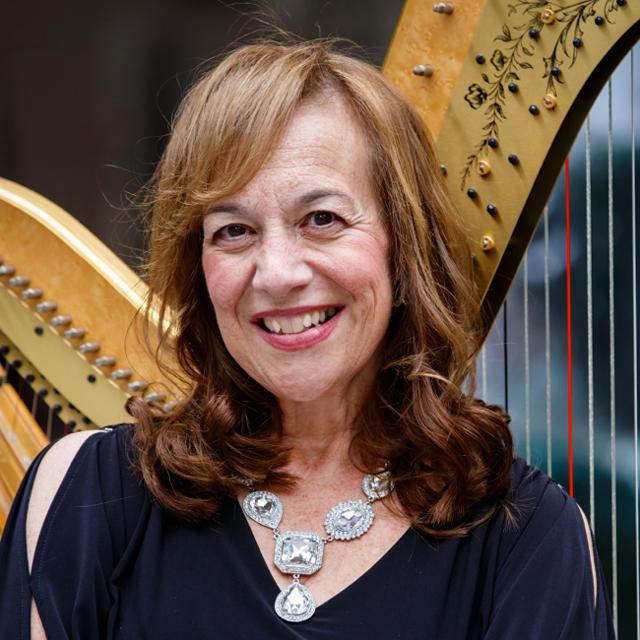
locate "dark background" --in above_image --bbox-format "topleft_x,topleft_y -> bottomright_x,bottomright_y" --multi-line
1,0 -> 404,270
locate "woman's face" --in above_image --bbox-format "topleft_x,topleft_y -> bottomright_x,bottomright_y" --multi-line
201,94 -> 393,403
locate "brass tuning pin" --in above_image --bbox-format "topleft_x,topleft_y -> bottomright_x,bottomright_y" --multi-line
481,235 -> 495,251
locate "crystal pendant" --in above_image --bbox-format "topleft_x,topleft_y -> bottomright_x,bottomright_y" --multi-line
362,470 -> 393,500
275,581 -> 316,622
242,491 -> 283,529
274,531 -> 324,575
324,499 -> 374,540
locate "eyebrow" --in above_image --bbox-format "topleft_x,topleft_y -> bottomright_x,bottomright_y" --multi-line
205,189 -> 354,216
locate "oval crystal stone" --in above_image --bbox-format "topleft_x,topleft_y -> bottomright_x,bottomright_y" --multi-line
242,491 -> 283,529
274,582 -> 316,623
324,499 -> 374,540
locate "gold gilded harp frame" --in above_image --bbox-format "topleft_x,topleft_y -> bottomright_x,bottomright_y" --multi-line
0,0 -> 639,635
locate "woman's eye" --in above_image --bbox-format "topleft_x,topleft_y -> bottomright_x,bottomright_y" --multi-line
308,211 -> 338,227
215,224 -> 248,239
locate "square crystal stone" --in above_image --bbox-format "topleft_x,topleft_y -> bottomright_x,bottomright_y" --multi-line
274,531 -> 324,575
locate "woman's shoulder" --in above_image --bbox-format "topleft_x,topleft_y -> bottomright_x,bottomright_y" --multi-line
26,424 -> 144,568
479,457 -> 614,636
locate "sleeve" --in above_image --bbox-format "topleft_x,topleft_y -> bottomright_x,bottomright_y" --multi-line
483,468 -> 615,640
0,425 -> 147,640
0,443 -> 54,640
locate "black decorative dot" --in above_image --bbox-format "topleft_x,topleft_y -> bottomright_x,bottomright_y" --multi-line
0,345 -> 10,356
34,325 -> 44,336
573,37 -> 583,48
616,0 -> 626,6
53,404 -> 63,414
508,154 -> 520,165
487,137 -> 499,148
467,188 -> 478,199
595,15 -> 605,25
25,373 -> 36,383
508,82 -> 519,93
12,359 -> 22,369
82,416 -> 91,425
38,388 -> 48,397
486,204 -> 498,215
529,104 -> 540,115
551,66 -> 561,77
529,28 -> 540,39
475,55 -> 485,64
67,420 -> 77,429
87,374 -> 97,384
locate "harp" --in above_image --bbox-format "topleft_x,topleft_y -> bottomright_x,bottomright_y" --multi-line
1,0 -> 638,634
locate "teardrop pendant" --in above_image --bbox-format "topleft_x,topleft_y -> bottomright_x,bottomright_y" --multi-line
243,491 -> 283,529
274,581 -> 316,623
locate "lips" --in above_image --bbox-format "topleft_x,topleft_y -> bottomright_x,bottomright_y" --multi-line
253,306 -> 343,351
260,307 -> 340,335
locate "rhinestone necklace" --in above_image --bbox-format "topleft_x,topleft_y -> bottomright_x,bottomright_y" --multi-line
241,470 -> 394,623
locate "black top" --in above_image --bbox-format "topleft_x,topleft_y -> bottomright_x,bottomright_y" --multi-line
0,424 -> 614,639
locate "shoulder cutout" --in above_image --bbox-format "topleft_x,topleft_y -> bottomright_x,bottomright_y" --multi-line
25,430 -> 102,571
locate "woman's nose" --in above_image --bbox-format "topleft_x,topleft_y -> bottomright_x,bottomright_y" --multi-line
251,234 -> 314,298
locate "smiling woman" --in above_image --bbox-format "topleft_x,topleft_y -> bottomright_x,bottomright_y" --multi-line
0,39 -> 614,639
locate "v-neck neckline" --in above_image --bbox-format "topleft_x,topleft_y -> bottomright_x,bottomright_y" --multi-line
232,498 -> 414,613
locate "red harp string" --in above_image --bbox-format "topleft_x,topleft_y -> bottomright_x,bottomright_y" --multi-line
564,156 -> 574,497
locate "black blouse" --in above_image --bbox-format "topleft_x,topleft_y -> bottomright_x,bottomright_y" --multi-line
0,424 -> 614,639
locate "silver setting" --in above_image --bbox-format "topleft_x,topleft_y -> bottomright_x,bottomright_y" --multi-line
21,287 -> 43,300
274,531 -> 324,576
412,64 -> 434,77
128,379 -> 149,392
324,499 -> 374,541
0,265 -> 16,276
64,327 -> 86,340
8,275 -> 30,287
433,2 -> 454,14
243,491 -> 282,529
362,471 -> 394,500
274,582 -> 316,623
79,341 -> 100,353
111,368 -> 133,380
95,355 -> 116,367
36,300 -> 58,313
51,314 -> 72,327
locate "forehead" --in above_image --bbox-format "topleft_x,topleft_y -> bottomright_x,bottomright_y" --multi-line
241,94 -> 373,198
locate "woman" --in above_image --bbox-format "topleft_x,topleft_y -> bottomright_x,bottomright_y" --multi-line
0,40 -> 613,638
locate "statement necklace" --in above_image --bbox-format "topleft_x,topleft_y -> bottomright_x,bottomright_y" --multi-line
241,470 -> 394,623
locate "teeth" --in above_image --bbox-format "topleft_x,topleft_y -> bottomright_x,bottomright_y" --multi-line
261,307 -> 339,335
279,317 -> 293,334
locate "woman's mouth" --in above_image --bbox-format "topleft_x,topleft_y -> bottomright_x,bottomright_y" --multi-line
258,306 -> 342,335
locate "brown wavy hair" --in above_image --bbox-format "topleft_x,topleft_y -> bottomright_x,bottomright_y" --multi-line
130,39 -> 515,537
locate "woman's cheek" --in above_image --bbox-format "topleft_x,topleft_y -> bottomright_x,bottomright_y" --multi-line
201,253 -> 247,310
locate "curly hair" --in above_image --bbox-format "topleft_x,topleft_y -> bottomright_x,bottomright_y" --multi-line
130,39 -> 514,538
